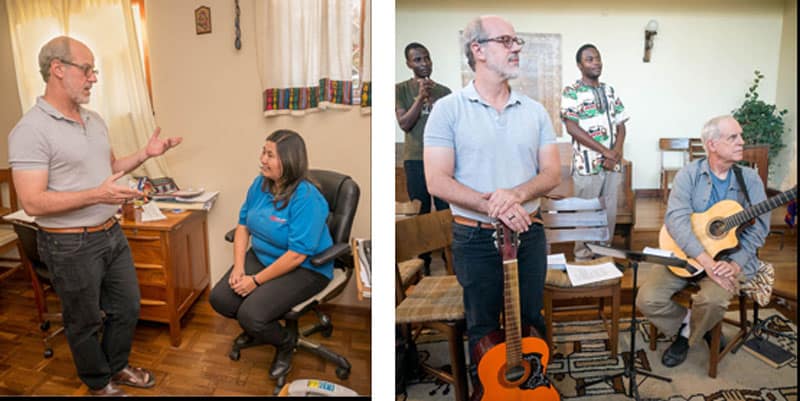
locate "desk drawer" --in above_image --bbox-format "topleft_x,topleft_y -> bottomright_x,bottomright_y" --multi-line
124,229 -> 165,265
136,267 -> 166,285
139,283 -> 167,303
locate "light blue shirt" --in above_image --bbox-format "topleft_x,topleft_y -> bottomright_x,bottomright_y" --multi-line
424,80 -> 558,223
239,176 -> 334,279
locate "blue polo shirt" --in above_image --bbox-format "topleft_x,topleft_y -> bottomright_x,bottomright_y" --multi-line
239,176 -> 334,279
424,80 -> 558,223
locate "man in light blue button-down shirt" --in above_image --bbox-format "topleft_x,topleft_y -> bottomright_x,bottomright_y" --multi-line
424,15 -> 561,393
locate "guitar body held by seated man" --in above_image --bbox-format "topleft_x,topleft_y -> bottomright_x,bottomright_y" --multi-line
660,186 -> 796,278
471,223 -> 560,401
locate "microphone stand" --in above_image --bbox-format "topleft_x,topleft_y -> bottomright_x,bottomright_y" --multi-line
574,244 -> 687,400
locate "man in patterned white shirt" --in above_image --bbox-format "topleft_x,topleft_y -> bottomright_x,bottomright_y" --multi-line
560,44 -> 629,260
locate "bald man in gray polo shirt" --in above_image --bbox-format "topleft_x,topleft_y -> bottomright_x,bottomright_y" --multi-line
424,16 -> 561,394
8,36 -> 181,396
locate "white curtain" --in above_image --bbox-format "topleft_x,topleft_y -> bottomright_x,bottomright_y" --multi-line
254,0 -> 357,116
5,0 -> 168,177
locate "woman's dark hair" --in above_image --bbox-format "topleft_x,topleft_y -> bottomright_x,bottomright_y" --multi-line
261,129 -> 310,210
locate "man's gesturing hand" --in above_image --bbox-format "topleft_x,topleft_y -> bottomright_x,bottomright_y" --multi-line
96,171 -> 142,205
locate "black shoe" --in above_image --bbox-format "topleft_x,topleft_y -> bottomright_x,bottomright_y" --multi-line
662,335 -> 690,367
703,330 -> 727,353
269,330 -> 296,379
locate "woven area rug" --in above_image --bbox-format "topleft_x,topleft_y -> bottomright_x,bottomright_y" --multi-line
401,310 -> 797,401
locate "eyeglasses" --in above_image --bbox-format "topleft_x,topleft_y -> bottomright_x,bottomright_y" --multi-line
477,35 -> 525,49
59,59 -> 99,77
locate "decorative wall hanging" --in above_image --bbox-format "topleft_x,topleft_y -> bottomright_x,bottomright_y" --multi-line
195,6 -> 211,35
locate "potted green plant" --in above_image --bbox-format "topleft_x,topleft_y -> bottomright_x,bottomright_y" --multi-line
732,70 -> 788,180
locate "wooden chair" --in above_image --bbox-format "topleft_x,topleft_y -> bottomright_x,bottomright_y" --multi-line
541,197 -> 621,358
648,285 -> 748,378
0,168 -> 22,283
395,209 -> 468,401
689,137 -> 706,162
659,138 -> 691,203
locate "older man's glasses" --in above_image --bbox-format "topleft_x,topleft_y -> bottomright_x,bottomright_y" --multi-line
477,35 -> 525,49
59,59 -> 99,77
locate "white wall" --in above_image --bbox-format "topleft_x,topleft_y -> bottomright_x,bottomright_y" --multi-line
775,0 -> 797,190
396,0 -> 793,190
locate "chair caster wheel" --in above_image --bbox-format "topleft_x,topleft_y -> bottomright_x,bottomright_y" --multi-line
322,327 -> 333,338
44,348 -> 53,358
229,350 -> 240,361
336,366 -> 350,380
40,321 -> 50,331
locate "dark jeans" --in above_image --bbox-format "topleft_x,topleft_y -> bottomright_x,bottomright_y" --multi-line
404,160 -> 449,214
37,223 -> 141,390
209,249 -> 330,345
404,160 -> 449,268
450,221 -> 547,359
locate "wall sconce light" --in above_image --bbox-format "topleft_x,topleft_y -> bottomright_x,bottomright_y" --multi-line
643,19 -> 659,63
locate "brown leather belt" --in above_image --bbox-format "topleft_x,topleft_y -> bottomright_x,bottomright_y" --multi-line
453,212 -> 544,230
40,217 -> 118,234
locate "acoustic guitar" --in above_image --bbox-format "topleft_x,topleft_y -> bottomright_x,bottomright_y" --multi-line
471,223 -> 560,401
659,186 -> 796,278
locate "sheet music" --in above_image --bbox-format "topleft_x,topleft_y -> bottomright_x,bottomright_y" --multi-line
547,253 -> 567,270
566,261 -> 623,286
643,247 -> 674,258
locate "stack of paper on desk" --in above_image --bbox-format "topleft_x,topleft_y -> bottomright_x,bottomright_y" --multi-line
153,191 -> 219,211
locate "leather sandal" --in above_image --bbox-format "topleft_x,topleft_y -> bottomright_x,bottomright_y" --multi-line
89,382 -> 127,396
111,365 -> 156,389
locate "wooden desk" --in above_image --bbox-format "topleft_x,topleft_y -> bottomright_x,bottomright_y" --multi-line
120,210 -> 210,347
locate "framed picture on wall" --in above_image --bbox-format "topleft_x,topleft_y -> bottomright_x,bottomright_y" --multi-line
195,6 -> 211,35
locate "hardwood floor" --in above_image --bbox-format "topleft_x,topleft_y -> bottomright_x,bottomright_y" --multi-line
0,281 -> 371,396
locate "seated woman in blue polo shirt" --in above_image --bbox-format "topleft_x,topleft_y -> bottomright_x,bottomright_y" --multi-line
210,129 -> 332,379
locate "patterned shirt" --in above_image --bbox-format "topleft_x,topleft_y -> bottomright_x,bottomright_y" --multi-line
560,81 -> 629,175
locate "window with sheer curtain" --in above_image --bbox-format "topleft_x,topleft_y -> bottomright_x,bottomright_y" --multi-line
5,0 -> 168,178
255,0 -> 371,116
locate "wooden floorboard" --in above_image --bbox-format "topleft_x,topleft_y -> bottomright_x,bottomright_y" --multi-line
0,282 -> 371,396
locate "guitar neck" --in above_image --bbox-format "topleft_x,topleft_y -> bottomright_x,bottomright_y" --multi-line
724,187 -> 797,231
503,258 -> 522,368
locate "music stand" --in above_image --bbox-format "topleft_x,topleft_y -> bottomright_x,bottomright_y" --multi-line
574,244 -> 693,400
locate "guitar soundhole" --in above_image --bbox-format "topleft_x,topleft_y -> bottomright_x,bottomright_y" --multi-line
709,219 -> 726,238
505,365 -> 525,382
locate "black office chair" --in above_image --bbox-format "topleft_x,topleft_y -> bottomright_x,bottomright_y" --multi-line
225,169 -> 360,394
10,219 -> 64,358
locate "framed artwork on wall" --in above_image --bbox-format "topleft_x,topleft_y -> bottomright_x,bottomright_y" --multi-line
195,6 -> 211,35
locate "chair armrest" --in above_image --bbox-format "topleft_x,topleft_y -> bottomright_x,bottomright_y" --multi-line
224,228 -> 235,242
310,243 -> 351,267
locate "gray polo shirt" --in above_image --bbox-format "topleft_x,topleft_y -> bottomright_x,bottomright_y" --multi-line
9,96 -> 118,228
424,80 -> 558,223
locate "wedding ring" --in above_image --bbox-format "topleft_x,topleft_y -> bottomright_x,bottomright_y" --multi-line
508,215 -> 515,220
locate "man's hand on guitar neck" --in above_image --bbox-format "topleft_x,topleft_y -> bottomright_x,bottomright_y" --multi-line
483,189 -> 531,233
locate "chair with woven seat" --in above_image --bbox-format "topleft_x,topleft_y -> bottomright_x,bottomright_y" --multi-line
224,169 -> 359,394
541,197 -> 621,358
647,284 -> 748,378
395,209 -> 469,401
